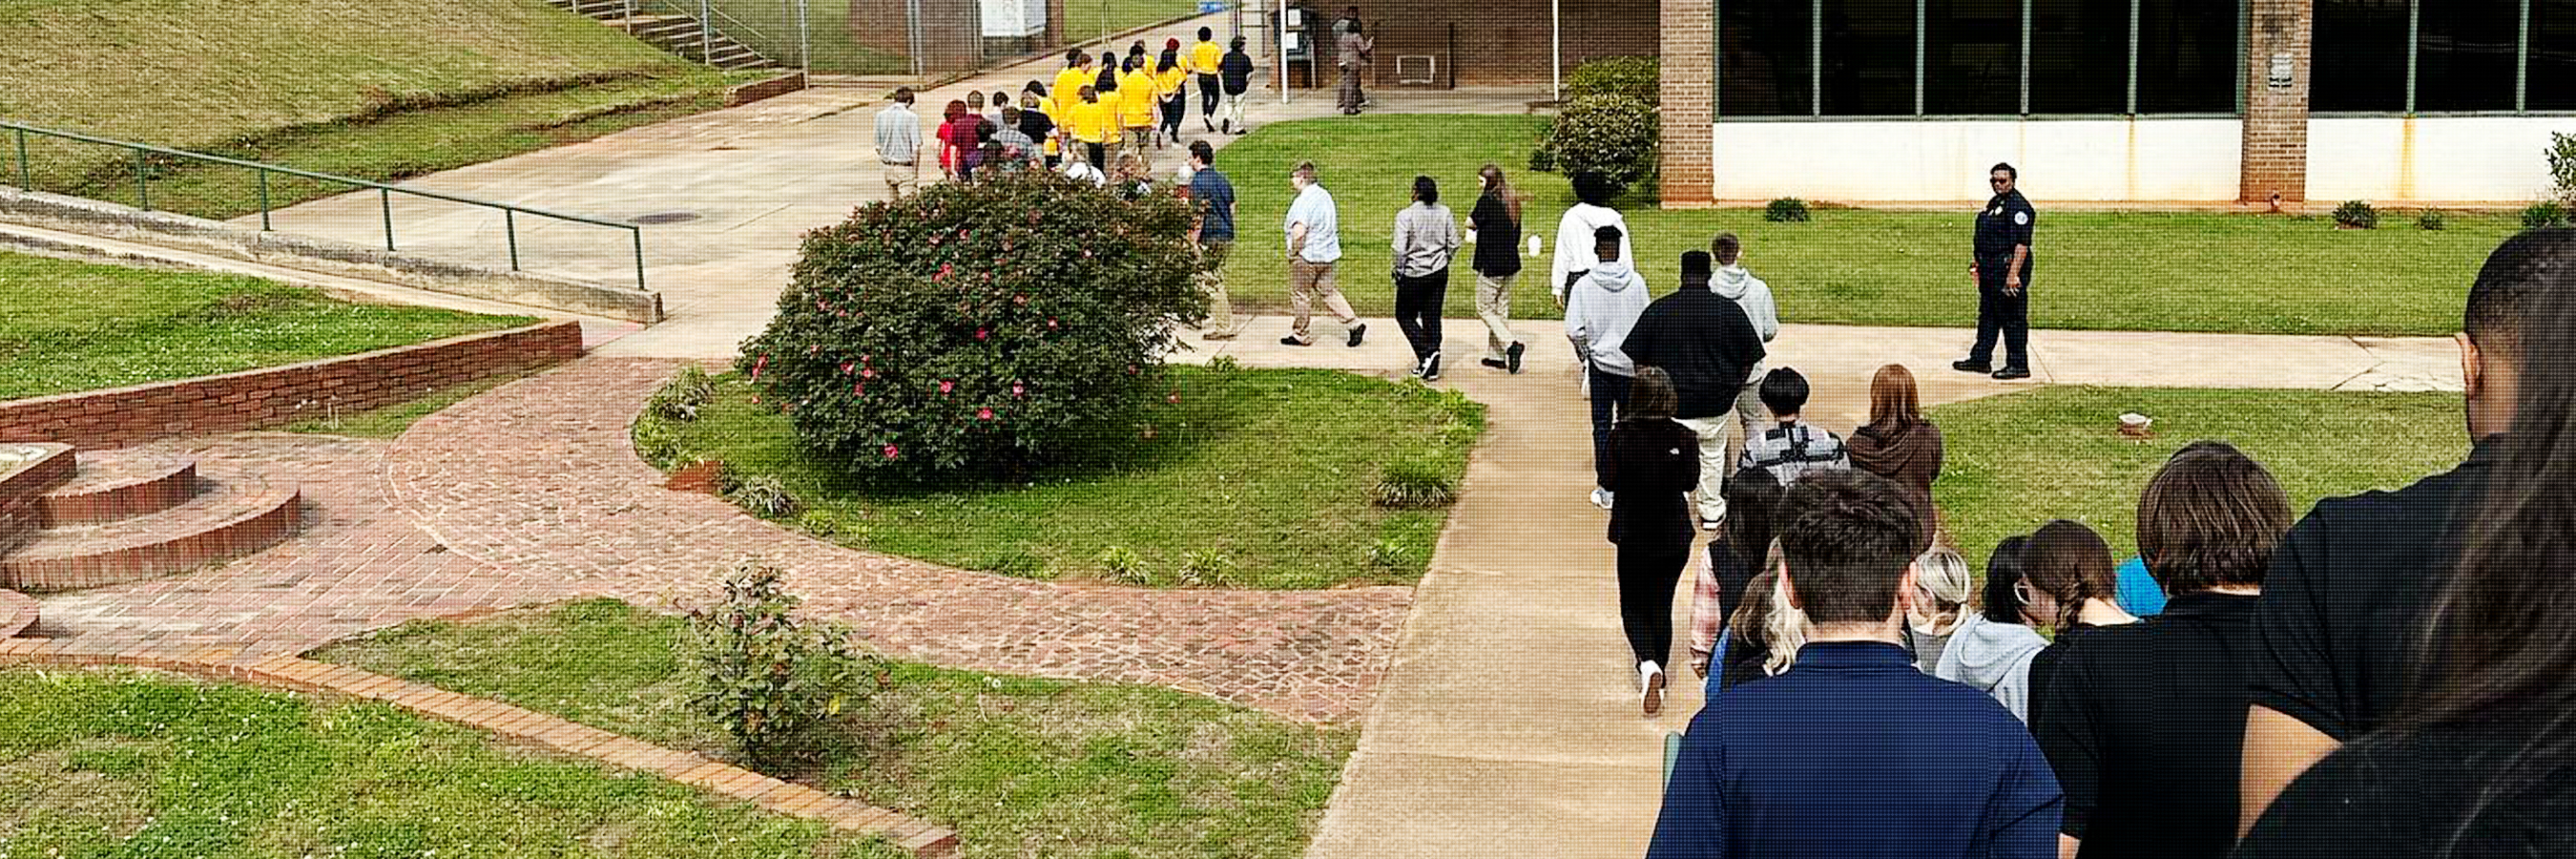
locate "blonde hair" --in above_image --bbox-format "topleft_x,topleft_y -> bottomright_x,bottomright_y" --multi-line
1761,574 -> 1809,677
1912,546 -> 1974,634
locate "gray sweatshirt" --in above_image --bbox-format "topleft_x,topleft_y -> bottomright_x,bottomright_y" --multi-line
1932,612 -> 2048,723
1564,257 -> 1649,376
1712,264 -> 1778,381
1391,201 -> 1462,278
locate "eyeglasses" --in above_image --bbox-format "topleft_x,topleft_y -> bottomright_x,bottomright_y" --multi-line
1990,177 -> 2012,185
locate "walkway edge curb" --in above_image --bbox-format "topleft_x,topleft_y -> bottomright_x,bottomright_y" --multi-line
0,643 -> 960,858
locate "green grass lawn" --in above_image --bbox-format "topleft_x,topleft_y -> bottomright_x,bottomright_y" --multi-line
316,599 -> 1358,859
3,0 -> 758,218
1930,387 -> 2467,576
1210,115 -> 2515,336
0,253 -> 532,400
650,366 -> 1482,588
0,667 -> 900,858
1060,0 -> 1207,45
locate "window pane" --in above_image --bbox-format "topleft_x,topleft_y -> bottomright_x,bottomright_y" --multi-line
1720,0 -> 1816,116
2135,0 -> 2239,113
2417,0 -> 2519,111
1924,0 -> 2023,114
2530,0 -> 2576,110
2313,0 -> 2409,112
2029,0 -> 2131,113
1821,0 -> 1920,115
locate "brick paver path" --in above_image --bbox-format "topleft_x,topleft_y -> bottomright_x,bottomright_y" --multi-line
39,358 -> 1409,724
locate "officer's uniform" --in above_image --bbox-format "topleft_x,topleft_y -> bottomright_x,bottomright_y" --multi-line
1969,188 -> 2036,371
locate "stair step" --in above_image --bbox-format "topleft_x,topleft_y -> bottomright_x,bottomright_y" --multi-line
40,452 -> 198,526
0,588 -> 31,638
0,476 -> 301,593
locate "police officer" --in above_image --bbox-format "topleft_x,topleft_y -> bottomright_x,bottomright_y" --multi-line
1955,162 -> 2035,380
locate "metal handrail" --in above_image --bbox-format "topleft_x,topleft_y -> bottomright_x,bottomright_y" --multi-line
2,119 -> 647,291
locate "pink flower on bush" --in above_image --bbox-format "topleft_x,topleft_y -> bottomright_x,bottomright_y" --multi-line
751,355 -> 767,381
1047,319 -> 1059,329
841,363 -> 855,373
1010,383 -> 1025,397
938,380 -> 955,394
975,328 -> 989,341
861,367 -> 875,379
977,408 -> 995,421
853,381 -> 864,395
883,444 -> 899,459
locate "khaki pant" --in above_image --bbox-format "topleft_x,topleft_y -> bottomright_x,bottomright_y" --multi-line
1474,270 -> 1520,360
1676,414 -> 1735,526
1730,364 -> 1770,470
1287,259 -> 1357,342
1219,92 -> 1249,130
1337,63 -> 1368,112
881,160 -> 918,198
1198,239 -> 1236,335
1122,126 -> 1153,170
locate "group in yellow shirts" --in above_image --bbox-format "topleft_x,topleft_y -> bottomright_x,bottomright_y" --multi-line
910,33 -> 1243,181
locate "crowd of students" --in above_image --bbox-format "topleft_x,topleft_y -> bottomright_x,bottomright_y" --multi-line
1637,228 -> 2576,858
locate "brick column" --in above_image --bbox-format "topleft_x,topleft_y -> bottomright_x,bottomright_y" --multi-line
1658,0 -> 1713,206
1046,0 -> 1065,50
2240,0 -> 2312,205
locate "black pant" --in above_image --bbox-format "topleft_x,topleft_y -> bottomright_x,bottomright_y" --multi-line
1588,367 -> 1632,485
1394,268 -> 1448,362
1197,74 -> 1221,116
1085,141 -> 1106,170
1616,537 -> 1692,667
1159,96 -> 1185,139
1969,277 -> 2030,369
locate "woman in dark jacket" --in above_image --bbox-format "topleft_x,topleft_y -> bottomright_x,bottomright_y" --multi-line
1600,367 -> 1699,717
1847,363 -> 1944,547
1468,162 -> 1527,373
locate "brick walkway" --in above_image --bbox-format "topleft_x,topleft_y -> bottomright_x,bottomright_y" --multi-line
38,358 -> 1410,724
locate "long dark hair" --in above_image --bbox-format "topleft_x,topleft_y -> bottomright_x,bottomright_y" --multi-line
1722,467 -> 1783,563
2398,229 -> 2576,848
2024,520 -> 2115,632
1981,534 -> 2030,624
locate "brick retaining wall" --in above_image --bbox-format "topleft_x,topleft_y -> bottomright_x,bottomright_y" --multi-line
0,322 -> 583,449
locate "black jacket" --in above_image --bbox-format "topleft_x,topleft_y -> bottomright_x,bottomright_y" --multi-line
1975,188 -> 2036,281
1600,418 -> 1698,545
1220,51 -> 1255,94
1620,287 -> 1766,419
1467,190 -> 1522,278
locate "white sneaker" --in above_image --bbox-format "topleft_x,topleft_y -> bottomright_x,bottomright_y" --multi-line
1590,489 -> 1615,511
1639,660 -> 1666,716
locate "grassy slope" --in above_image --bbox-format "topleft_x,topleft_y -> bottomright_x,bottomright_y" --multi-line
0,252 -> 530,399
1210,115 -> 2512,336
0,667 -> 900,858
1929,387 -> 2466,576
659,367 -> 1483,588
317,599 -> 1357,859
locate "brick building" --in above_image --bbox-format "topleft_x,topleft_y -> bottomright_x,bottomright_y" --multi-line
1643,0 -> 2576,205
1351,0 -> 1660,87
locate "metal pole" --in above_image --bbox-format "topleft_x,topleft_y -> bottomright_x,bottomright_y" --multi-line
1812,0 -> 1823,116
381,187 -> 395,251
506,209 -> 521,270
701,0 -> 714,64
907,0 -> 924,78
1550,0 -> 1562,102
13,127 -> 28,190
2404,0 -> 2419,114
258,168 -> 272,231
798,0 -> 811,74
1914,0 -> 1925,115
134,148 -> 150,211
2518,0 -> 2531,113
1279,0 -> 1290,103
2128,0 -> 2142,115
632,228 -> 648,291
2019,0 -> 2032,115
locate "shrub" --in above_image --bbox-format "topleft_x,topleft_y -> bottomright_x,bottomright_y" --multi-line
1564,55 -> 1660,106
1096,545 -> 1151,585
736,172 -> 1205,483
2550,132 -> 2576,204
795,508 -> 846,539
648,365 -> 716,423
2525,200 -> 2572,229
1371,453 -> 1457,509
975,549 -> 1048,577
1528,94 -> 1659,200
1765,198 -> 1812,223
724,473 -> 800,518
2331,200 -> 2379,230
684,560 -> 875,767
632,418 -> 690,469
1365,537 -> 1413,568
1176,550 -> 1234,587
2415,209 -> 2447,231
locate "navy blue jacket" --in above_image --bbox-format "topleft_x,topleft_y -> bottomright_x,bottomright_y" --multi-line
1647,641 -> 2063,859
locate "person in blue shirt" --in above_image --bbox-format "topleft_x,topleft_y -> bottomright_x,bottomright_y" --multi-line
1647,469 -> 2063,859
2110,556 -> 2166,616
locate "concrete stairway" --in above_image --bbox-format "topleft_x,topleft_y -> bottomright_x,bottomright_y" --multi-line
0,445 -> 301,594
547,0 -> 778,71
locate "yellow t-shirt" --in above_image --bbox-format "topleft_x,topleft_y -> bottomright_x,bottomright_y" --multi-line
1155,67 -> 1189,98
1052,67 -> 1094,107
1118,70 -> 1157,127
1065,98 -> 1110,143
1192,41 -> 1222,74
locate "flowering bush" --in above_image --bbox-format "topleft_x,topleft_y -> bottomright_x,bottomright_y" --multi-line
1529,94 -> 1660,200
737,171 -> 1206,482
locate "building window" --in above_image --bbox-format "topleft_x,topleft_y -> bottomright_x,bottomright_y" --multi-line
2133,0 -> 2238,113
2531,0 -> 2576,110
1819,0 -> 1919,115
2028,0 -> 2132,114
2313,0 -> 2409,112
1719,0 -> 1815,115
2417,0 -> 2520,111
1923,0 -> 2024,114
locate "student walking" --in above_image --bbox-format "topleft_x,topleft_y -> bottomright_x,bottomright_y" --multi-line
1185,140 -> 1238,341
1564,224 -> 1651,511
1737,367 -> 1850,485
1391,176 -> 1462,380
1217,37 -> 1256,135
1015,84 -> 1057,169
1598,367 -> 1699,716
1550,173 -> 1631,306
1191,28 -> 1224,131
1116,56 -> 1158,171
1154,50 -> 1188,148
1649,470 -> 2064,859
1710,233 -> 1780,450
1279,161 -> 1365,347
1621,250 -> 1768,531
1335,21 -> 1373,115
1064,86 -> 1111,171
1848,364 -> 1944,548
871,87 -> 923,198
1467,163 -> 1527,373
1687,466 -> 1782,700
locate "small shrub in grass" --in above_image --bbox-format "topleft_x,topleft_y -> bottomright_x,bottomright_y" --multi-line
1529,94 -> 1659,199
795,508 -> 846,539
685,559 -> 876,768
724,473 -> 800,518
1765,198 -> 1812,223
1371,453 -> 1457,509
2415,209 -> 2447,231
648,365 -> 715,422
737,171 -> 1205,483
2526,200 -> 2572,229
2332,200 -> 2379,230
1564,55 -> 1661,106
1366,537 -> 1413,568
1096,545 -> 1152,584
1177,550 -> 1234,586
975,549 -> 1048,577
632,418 -> 691,469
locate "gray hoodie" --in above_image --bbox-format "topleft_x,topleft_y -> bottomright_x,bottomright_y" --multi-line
1932,612 -> 2048,723
1564,257 -> 1649,376
1712,265 -> 1779,383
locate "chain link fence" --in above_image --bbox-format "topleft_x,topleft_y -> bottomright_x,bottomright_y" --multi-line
649,0 -> 1234,77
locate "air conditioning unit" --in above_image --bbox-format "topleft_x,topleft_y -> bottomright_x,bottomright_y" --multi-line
1396,54 -> 1436,85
